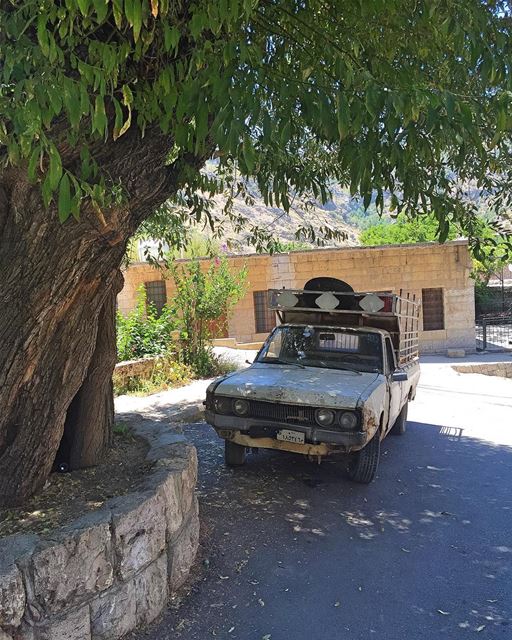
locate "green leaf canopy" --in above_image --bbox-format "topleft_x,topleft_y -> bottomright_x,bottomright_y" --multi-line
1,0 -> 512,241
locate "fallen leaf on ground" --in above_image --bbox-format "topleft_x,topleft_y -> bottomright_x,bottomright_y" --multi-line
262,635 -> 272,640
401,548 -> 411,553
334,601 -> 341,607
476,625 -> 486,632
437,610 -> 450,615
258,599 -> 265,607
228,627 -> 235,633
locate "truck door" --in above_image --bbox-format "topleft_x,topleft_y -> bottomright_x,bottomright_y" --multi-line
385,337 -> 402,429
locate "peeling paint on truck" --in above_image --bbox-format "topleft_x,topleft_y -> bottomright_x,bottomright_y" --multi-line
214,363 -> 380,410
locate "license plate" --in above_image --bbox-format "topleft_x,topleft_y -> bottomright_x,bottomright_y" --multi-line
277,429 -> 305,444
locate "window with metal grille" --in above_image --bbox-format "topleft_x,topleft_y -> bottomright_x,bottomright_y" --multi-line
253,290 -> 276,333
145,280 -> 167,316
422,288 -> 444,330
318,332 -> 360,352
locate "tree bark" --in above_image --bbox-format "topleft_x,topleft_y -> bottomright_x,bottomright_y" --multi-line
57,270 -> 124,470
0,124 -> 207,506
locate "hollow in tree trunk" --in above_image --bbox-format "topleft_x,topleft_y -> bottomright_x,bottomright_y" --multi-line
57,270 -> 124,470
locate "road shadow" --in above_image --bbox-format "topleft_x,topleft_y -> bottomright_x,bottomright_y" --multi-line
122,404 -> 512,640
136,418 -> 510,640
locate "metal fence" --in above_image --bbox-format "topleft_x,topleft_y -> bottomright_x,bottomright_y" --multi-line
476,313 -> 512,351
475,285 -> 512,318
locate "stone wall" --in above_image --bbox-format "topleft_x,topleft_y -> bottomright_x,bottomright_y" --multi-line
452,362 -> 512,378
118,240 -> 476,355
0,422 -> 199,640
113,357 -> 159,388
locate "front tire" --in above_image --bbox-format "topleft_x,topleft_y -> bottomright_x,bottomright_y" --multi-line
225,440 -> 246,466
390,401 -> 408,436
348,431 -> 380,484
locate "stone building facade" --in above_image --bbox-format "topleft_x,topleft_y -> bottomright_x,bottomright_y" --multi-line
117,240 -> 476,355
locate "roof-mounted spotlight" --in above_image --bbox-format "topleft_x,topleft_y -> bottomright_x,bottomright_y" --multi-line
315,292 -> 340,311
359,293 -> 385,313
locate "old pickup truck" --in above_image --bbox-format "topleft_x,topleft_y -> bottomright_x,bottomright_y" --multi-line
205,278 -> 421,483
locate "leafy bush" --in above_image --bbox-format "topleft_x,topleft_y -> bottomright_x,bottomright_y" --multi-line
116,286 -> 177,361
169,257 -> 247,376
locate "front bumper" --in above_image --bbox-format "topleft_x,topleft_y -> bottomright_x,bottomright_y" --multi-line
205,410 -> 368,451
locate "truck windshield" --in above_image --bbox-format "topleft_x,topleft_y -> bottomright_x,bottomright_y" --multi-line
256,326 -> 383,373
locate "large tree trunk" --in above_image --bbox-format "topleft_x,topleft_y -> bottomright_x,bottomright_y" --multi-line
57,270 -> 124,471
0,125 -> 205,506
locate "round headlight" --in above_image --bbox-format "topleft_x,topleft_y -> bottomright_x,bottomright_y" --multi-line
339,411 -> 358,430
315,408 -> 335,427
232,398 -> 250,416
214,397 -> 232,414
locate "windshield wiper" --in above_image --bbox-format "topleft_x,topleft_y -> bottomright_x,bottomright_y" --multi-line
260,358 -> 305,369
303,359 -> 363,375
332,364 -> 363,375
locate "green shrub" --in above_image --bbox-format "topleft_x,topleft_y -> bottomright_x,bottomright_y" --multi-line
116,286 -> 177,361
169,256 -> 247,376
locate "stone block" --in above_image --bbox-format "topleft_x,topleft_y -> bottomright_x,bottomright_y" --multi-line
0,535 -> 38,628
148,470 -> 183,537
149,445 -> 197,539
0,564 -> 24,630
0,565 -> 24,629
33,606 -> 91,640
110,492 -> 166,581
168,497 -> 200,592
31,511 -> 113,614
446,349 -> 465,358
179,447 -> 198,520
133,554 -> 168,626
90,580 -> 136,640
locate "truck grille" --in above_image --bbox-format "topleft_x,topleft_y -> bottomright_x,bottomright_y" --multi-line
249,400 -> 317,427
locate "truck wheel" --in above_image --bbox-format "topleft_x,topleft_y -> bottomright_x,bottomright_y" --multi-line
225,440 -> 246,466
347,432 -> 380,484
390,402 -> 408,436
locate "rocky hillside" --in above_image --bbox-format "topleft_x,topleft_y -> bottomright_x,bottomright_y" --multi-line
205,191 -> 360,253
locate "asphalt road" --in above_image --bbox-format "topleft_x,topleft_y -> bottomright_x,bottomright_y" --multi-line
131,361 -> 512,640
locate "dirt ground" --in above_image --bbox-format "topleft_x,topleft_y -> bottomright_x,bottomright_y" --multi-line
0,426 -> 151,538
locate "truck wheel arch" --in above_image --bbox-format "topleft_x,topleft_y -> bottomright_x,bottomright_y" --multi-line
379,413 -> 385,437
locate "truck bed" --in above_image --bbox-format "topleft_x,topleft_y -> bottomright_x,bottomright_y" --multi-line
268,288 -> 420,366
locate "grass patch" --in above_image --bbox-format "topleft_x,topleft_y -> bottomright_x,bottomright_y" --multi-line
113,351 -> 241,397
114,356 -> 193,396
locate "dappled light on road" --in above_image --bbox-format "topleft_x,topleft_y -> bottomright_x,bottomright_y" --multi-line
127,358 -> 512,640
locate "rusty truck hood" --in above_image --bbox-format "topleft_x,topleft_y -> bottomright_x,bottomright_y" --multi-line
213,363 -> 381,409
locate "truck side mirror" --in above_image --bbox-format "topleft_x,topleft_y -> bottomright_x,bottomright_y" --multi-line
392,369 -> 408,382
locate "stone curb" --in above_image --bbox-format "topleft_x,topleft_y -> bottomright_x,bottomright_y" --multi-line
0,412 -> 200,640
452,362 -> 512,378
